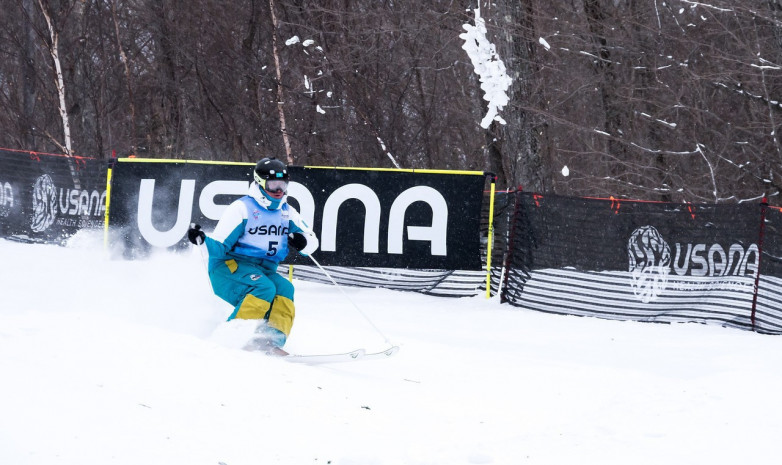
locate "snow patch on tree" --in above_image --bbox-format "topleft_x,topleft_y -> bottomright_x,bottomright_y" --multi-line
460,7 -> 512,129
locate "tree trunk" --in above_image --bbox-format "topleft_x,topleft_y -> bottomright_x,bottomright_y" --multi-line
37,0 -> 73,156
36,0 -> 80,190
584,0 -> 627,184
477,0 -> 543,191
21,0 -> 37,149
268,0 -> 293,164
110,0 -> 136,155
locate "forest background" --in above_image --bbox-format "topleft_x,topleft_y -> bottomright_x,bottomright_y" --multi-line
2,0 -> 782,204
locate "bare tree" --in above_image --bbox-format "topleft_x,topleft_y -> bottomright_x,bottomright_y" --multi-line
483,0 -> 546,191
269,0 -> 293,164
109,0 -> 137,155
34,0 -> 75,155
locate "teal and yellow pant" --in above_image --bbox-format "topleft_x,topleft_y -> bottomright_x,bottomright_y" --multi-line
208,257 -> 295,345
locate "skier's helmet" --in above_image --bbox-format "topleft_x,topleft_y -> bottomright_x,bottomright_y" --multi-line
253,157 -> 289,208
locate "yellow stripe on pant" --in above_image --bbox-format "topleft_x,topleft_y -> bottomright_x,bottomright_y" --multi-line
234,294 -> 271,320
267,295 -> 295,336
234,294 -> 295,336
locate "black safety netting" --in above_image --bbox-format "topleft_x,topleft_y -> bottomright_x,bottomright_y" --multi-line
501,192 -> 782,334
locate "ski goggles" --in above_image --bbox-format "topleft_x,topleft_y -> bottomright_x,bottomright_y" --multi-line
261,179 -> 288,194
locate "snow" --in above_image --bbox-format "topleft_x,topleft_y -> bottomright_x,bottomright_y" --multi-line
460,7 -> 512,129
3,232 -> 782,464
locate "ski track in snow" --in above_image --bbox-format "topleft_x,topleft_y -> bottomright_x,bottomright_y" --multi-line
2,232 -> 782,464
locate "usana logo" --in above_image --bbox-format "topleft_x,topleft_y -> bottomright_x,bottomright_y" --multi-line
628,225 -> 760,302
30,174 -> 106,233
628,226 -> 671,303
136,179 -> 449,254
31,174 -> 58,232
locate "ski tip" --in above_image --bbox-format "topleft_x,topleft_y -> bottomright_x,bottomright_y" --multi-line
383,346 -> 400,357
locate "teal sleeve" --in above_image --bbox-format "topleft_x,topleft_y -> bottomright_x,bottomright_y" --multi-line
205,219 -> 247,261
289,220 -> 304,234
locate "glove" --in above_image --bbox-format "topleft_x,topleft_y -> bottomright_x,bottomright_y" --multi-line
188,223 -> 205,245
288,232 -> 307,252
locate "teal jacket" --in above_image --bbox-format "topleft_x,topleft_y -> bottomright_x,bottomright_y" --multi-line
205,183 -> 318,273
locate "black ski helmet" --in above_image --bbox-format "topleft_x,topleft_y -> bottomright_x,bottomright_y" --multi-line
253,157 -> 289,184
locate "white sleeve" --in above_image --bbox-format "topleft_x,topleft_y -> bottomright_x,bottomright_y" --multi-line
211,200 -> 248,243
288,206 -> 319,256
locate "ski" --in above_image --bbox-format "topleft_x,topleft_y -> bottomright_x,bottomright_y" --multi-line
278,346 -> 400,364
281,348 -> 366,364
362,345 -> 400,360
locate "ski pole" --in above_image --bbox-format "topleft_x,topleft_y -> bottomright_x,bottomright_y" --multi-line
193,232 -> 212,288
198,241 -> 209,269
307,254 -> 394,347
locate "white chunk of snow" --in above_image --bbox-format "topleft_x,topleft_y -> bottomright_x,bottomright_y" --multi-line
460,7 -> 513,129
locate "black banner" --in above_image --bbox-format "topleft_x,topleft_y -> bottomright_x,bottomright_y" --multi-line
517,194 -> 768,277
108,160 -> 486,269
0,149 -> 106,243
503,192 -> 782,334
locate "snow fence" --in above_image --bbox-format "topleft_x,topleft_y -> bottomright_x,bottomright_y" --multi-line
500,192 -> 782,334
2,149 -> 782,334
0,149 -> 106,243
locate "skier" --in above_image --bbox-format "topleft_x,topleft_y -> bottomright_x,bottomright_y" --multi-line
187,158 -> 319,355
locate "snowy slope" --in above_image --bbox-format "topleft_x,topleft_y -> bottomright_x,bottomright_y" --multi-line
2,232 -> 782,465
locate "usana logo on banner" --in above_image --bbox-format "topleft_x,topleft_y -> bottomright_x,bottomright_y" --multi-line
506,193 -> 772,311
0,150 -> 106,241
627,225 -> 759,303
30,173 -> 106,232
108,160 -> 486,269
